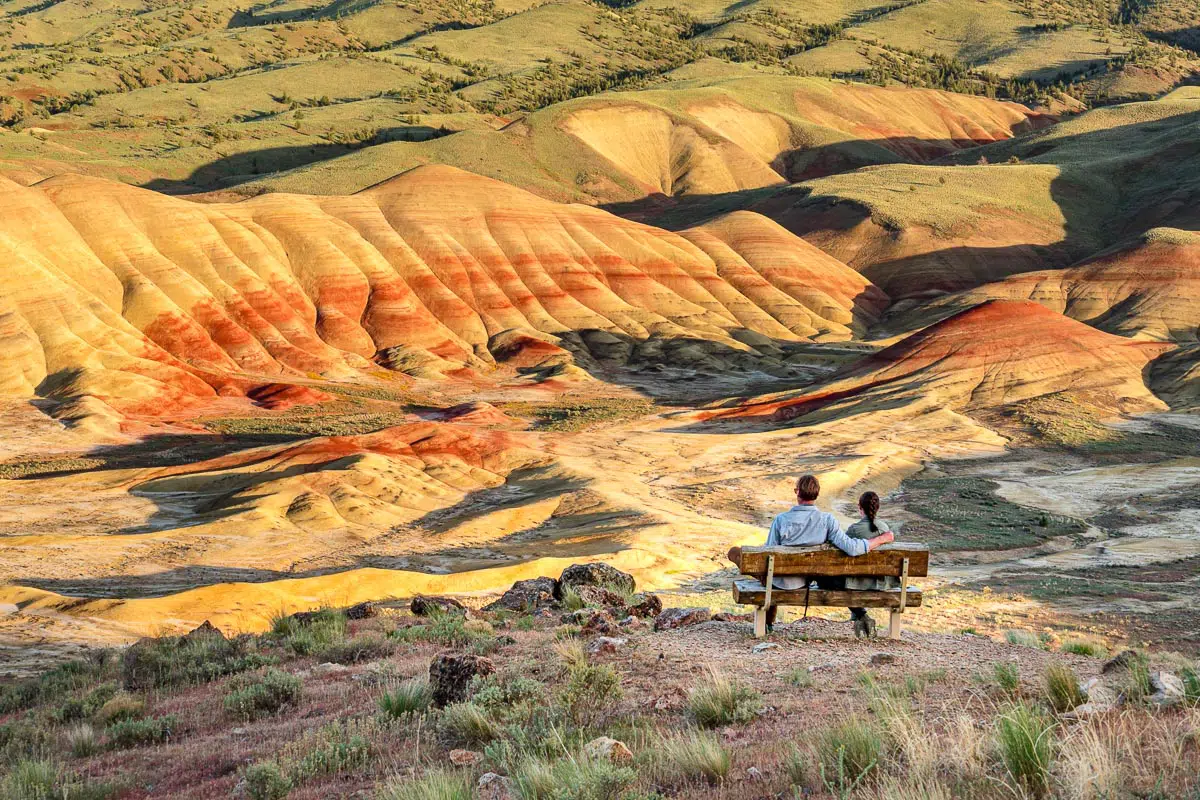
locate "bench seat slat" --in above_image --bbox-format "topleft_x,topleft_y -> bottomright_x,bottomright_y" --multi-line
732,578 -> 923,609
737,543 -> 928,578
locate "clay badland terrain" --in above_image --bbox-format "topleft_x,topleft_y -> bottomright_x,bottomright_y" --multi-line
3,0 -> 1200,797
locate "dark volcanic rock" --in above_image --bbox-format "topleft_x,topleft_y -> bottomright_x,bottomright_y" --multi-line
654,607 -> 711,631
627,593 -> 662,618
346,601 -> 379,620
574,585 -> 629,610
558,563 -> 636,597
411,595 -> 467,617
483,577 -> 558,613
429,653 -> 495,707
182,620 -> 225,642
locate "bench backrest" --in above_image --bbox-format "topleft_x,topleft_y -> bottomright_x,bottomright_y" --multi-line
735,543 -> 929,579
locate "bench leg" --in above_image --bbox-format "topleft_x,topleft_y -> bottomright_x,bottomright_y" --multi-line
754,607 -> 768,638
888,610 -> 902,640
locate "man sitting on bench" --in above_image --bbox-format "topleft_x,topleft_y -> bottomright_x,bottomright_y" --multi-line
728,474 -> 894,637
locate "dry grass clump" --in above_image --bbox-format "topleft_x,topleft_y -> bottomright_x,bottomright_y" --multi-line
654,730 -> 731,784
994,702 -> 1056,796
64,723 -> 99,759
376,768 -> 471,800
991,661 -> 1022,696
1060,637 -> 1108,658
687,670 -> 762,728
378,679 -> 433,719
437,702 -> 499,747
1044,662 -> 1086,713
815,717 -> 885,795
512,755 -> 636,799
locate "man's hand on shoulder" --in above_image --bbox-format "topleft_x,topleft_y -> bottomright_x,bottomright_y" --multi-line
867,531 -> 894,550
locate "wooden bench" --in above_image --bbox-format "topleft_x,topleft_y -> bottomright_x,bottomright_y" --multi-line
731,543 -> 929,639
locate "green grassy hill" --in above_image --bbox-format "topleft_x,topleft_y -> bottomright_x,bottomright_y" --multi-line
1,0 -> 1197,192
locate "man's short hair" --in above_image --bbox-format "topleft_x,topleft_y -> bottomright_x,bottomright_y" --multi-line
796,474 -> 820,502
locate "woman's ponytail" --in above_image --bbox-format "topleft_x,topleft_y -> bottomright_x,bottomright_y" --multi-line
859,491 -> 880,533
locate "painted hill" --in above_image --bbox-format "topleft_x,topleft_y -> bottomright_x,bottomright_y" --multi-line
895,228 -> 1200,343
0,165 -> 885,420
715,300 -> 1172,423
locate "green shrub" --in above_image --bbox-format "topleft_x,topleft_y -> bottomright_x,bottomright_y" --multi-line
786,668 -> 813,688
993,662 -> 1021,696
559,663 -> 622,723
224,669 -> 303,720
513,756 -> 636,799
51,683 -> 118,725
470,672 -> 544,710
437,703 -> 498,746
271,609 -> 347,657
815,719 -> 883,794
0,718 -> 55,766
1,659 -> 110,714
94,693 -> 144,725
279,719 -> 374,781
657,730 -> 730,784
1060,638 -> 1107,658
994,703 -> 1055,795
392,612 -> 494,652
376,769 -> 471,800
244,762 -> 292,800
378,679 -> 433,719
2,759 -> 57,800
123,634 -> 272,690
687,672 -> 762,728
105,714 -> 175,749
318,634 -> 395,665
1044,663 -> 1085,713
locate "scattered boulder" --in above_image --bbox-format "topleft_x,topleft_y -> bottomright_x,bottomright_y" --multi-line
450,749 -> 484,767
870,653 -> 897,666
412,595 -> 467,617
582,610 -> 620,637
346,601 -> 379,620
484,577 -> 558,613
1149,671 -> 1186,708
477,773 -> 517,800
429,653 -> 495,707
583,736 -> 634,765
574,585 -> 629,610
588,637 -> 627,655
558,563 -> 636,598
1101,650 -> 1142,675
654,607 -> 711,631
182,620 -> 225,643
627,593 -> 662,619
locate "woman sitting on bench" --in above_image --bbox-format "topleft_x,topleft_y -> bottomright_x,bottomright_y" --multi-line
727,475 -> 894,637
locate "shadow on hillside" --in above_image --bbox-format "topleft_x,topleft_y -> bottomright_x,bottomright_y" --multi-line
2,432 -> 301,480
143,125 -> 451,194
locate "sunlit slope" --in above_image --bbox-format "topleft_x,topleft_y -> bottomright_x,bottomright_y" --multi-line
763,89 -> 1200,299
715,300 -> 1172,423
0,165 -> 885,417
254,75 -> 1047,200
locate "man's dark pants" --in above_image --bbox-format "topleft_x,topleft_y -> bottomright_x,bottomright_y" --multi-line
764,576 -> 867,627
